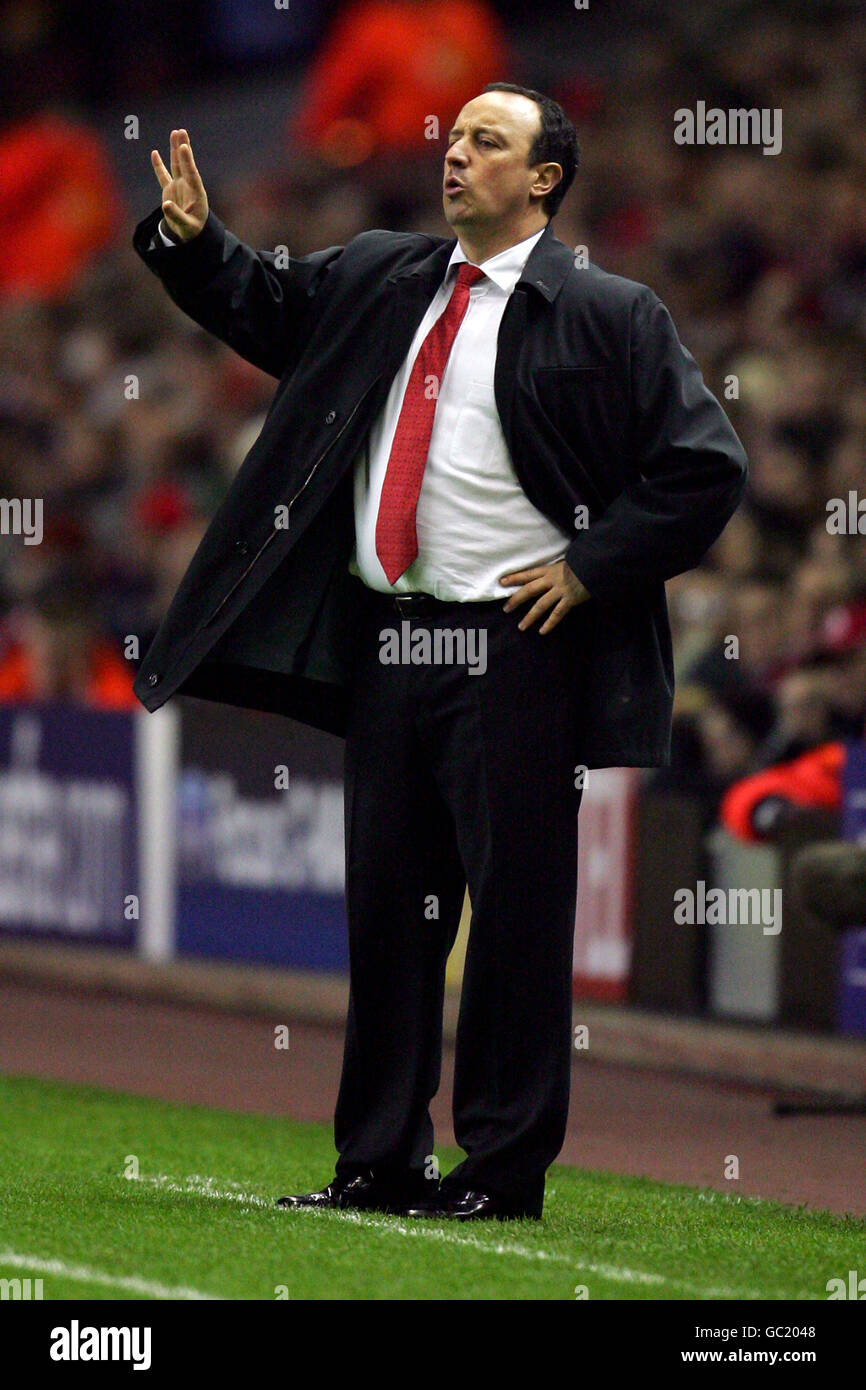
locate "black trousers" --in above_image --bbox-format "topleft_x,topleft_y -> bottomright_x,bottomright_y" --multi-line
335,576 -> 587,1215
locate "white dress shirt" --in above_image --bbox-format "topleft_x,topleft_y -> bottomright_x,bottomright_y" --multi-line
158,220 -> 573,601
350,227 -> 572,600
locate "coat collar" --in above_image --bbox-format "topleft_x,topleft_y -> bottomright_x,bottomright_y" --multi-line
386,219 -> 574,304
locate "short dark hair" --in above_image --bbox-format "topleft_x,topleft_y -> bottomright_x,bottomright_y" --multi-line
482,82 -> 580,218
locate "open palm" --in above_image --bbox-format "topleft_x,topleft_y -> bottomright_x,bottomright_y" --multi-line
151,128 -> 208,242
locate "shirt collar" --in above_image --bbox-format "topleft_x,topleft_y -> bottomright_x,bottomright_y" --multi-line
447,226 -> 547,294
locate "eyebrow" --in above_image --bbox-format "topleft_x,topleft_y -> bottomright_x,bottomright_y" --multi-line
446,124 -> 507,142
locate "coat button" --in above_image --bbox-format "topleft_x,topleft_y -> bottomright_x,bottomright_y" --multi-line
324,409 -> 337,424
147,673 -> 159,687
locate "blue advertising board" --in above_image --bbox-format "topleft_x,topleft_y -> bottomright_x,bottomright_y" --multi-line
0,703 -> 137,945
838,741 -> 866,1037
175,698 -> 349,971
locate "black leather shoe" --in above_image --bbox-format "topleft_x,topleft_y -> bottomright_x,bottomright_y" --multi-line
277,1170 -> 430,1215
404,1188 -> 540,1221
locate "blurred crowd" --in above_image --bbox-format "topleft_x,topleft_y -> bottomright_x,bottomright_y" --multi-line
0,0 -> 865,825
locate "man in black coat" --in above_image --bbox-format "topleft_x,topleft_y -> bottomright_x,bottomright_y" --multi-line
133,83 -> 748,1221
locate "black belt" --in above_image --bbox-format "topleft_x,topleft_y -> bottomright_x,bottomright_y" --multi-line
362,586 -> 500,618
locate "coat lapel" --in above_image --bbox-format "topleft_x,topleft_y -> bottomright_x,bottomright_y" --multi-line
495,221 -> 579,460
376,238 -> 456,400
376,221 -> 579,455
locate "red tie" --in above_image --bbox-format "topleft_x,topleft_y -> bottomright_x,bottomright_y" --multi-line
375,262 -> 486,584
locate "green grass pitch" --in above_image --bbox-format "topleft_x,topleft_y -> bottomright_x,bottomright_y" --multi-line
0,1073 -> 862,1301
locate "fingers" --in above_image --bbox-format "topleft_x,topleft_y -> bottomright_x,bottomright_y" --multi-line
517,589 -> 560,631
538,598 -> 570,635
169,128 -> 181,183
152,130 -> 205,240
169,128 -> 192,180
167,128 -> 203,192
151,148 -> 170,190
178,137 -> 205,194
162,202 -> 199,238
499,567 -> 546,587
500,569 -> 574,630
156,129 -> 204,201
502,575 -> 549,613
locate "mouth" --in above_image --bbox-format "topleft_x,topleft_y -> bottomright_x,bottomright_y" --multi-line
444,177 -> 466,197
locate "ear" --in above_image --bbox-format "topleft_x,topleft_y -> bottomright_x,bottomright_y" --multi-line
532,161 -> 562,203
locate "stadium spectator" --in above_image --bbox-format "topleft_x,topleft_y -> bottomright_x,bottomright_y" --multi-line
0,572 -> 136,708
0,111 -> 124,300
290,0 -> 509,165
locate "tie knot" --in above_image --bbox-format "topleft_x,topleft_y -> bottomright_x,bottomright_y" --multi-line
455,263 -> 485,291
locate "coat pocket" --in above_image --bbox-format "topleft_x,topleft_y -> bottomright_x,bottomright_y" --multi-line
532,364 -> 614,428
531,364 -> 628,500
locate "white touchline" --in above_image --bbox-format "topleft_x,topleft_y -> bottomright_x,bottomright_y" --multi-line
126,1172 -> 805,1300
0,1250 -> 220,1300
334,1210 -> 771,1299
129,1171 -> 272,1207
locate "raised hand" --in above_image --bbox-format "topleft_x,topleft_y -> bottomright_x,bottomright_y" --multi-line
151,129 -> 209,242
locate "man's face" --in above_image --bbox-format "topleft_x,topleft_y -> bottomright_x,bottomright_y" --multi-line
442,92 -> 551,231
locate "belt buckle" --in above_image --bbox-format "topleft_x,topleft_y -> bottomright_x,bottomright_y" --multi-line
394,592 -> 421,614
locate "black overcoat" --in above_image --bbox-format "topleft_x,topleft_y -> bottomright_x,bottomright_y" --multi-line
130,205 -> 748,767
